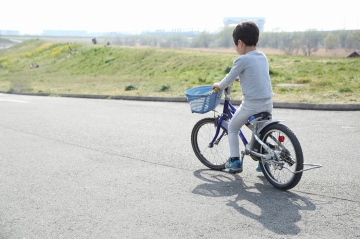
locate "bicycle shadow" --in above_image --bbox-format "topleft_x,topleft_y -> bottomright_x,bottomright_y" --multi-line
192,169 -> 316,235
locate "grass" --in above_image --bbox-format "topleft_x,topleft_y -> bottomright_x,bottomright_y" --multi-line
0,39 -> 360,104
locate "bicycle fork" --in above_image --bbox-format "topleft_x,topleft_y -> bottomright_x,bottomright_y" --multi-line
208,116 -> 228,148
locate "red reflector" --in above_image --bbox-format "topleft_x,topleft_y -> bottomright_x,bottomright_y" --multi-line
278,135 -> 285,142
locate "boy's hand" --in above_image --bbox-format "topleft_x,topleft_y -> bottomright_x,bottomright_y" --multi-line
212,83 -> 220,92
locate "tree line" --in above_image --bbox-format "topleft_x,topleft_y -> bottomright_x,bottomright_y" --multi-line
105,27 -> 360,56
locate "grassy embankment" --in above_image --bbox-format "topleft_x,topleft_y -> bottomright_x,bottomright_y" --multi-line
0,39 -> 359,104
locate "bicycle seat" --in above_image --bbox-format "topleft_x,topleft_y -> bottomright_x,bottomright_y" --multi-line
251,112 -> 272,121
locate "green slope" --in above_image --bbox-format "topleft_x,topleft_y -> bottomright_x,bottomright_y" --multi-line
0,39 -> 359,103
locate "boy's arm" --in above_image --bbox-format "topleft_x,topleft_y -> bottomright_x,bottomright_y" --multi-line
212,76 -> 240,91
217,57 -> 243,90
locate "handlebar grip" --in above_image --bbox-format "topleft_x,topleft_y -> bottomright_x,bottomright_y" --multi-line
213,87 -> 220,92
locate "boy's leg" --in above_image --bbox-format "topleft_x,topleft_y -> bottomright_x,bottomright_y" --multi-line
228,105 -> 254,158
225,104 -> 255,173
227,101 -> 273,173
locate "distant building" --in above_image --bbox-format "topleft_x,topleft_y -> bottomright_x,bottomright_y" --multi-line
223,17 -> 266,32
347,50 -> 360,58
0,30 -> 20,35
42,30 -> 88,37
103,32 -> 131,37
141,29 -> 200,37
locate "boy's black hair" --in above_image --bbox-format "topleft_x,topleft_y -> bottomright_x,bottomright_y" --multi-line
232,21 -> 259,46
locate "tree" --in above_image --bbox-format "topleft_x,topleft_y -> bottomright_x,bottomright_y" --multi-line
345,30 -> 360,50
279,32 -> 301,55
112,37 -> 124,45
159,37 -> 171,48
324,33 -> 340,50
301,29 -> 320,56
215,27 -> 233,48
170,35 -> 189,48
338,30 -> 348,48
324,33 -> 340,56
139,36 -> 158,47
124,36 -> 137,46
258,32 -> 271,48
355,30 -> 360,47
270,28 -> 282,49
190,31 -> 212,48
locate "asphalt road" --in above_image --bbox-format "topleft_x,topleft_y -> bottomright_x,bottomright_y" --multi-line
1,93 -> 359,238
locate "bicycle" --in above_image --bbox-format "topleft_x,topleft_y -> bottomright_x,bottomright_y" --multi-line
185,85 -> 321,190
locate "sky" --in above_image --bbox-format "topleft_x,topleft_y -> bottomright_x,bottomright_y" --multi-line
0,0 -> 359,35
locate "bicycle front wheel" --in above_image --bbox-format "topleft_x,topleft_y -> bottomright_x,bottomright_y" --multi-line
259,123 -> 304,190
191,118 -> 229,170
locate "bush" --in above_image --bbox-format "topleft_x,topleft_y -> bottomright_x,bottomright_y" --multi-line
269,68 -> 279,76
159,85 -> 170,92
339,87 -> 352,93
125,85 -> 136,91
224,66 -> 231,74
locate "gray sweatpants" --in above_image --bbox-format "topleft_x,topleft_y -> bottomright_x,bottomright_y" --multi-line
228,98 -> 273,158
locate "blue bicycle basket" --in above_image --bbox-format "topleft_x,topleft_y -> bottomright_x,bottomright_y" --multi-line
185,86 -> 223,114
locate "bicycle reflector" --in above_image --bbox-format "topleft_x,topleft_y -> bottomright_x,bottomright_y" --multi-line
278,135 -> 285,143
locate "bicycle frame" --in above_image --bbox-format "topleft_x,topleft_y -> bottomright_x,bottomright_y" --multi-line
209,94 -> 273,160
209,95 -> 248,146
209,86 -> 259,151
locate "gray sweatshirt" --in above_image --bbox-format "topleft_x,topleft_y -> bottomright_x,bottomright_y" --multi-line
218,50 -> 273,102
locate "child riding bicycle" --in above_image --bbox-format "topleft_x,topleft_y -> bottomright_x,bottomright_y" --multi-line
212,21 -> 273,173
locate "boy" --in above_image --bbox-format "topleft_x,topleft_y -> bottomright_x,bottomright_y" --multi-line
212,21 -> 273,173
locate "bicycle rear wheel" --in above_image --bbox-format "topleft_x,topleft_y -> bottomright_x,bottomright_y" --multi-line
259,123 -> 303,190
191,118 -> 229,170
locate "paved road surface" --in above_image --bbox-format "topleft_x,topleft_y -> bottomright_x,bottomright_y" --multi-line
1,93 -> 359,238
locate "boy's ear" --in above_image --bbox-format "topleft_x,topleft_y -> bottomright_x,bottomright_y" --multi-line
238,40 -> 244,46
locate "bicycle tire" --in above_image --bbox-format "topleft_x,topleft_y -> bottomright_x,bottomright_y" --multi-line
258,123 -> 304,190
191,118 -> 229,170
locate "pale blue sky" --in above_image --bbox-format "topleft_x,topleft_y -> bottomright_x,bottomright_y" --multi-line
1,0 -> 359,34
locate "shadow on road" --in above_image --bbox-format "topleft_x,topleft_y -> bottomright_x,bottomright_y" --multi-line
192,169 -> 316,235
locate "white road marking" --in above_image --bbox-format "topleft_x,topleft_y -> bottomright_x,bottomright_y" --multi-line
0,99 -> 30,103
341,126 -> 355,129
